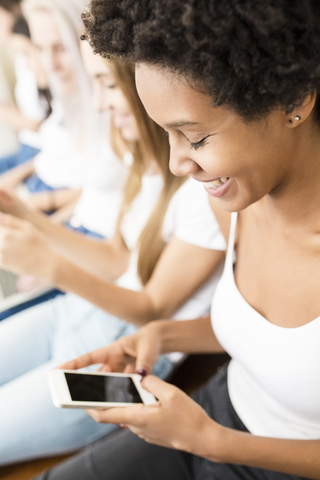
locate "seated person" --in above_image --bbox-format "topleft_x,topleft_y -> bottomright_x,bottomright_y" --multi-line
32,2 -> 320,480
0,0 -> 50,169
0,49 -> 226,465
0,0 -> 95,220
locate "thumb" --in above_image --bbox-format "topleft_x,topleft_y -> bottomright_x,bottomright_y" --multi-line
141,375 -> 173,400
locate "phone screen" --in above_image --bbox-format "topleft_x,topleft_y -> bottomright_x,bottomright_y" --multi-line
64,373 -> 143,403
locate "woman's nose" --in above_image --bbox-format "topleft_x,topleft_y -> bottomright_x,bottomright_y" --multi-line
169,144 -> 201,177
93,85 -> 111,112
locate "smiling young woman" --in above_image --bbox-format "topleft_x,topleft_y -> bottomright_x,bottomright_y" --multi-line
32,1 -> 320,479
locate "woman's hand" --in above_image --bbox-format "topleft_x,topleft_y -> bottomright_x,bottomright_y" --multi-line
87,375 -> 223,459
0,213 -> 57,278
0,189 -> 30,220
16,274 -> 49,293
60,322 -> 164,376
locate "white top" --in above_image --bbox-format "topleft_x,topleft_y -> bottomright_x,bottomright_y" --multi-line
212,212 -> 320,440
117,177 -> 226,321
14,53 -> 45,149
70,142 -> 128,237
34,101 -> 84,188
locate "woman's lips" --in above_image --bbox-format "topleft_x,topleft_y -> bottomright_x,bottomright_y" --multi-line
202,177 -> 232,198
113,114 -> 133,129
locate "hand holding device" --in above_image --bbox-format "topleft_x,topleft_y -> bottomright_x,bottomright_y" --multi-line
83,374 -> 220,460
59,323 -> 163,377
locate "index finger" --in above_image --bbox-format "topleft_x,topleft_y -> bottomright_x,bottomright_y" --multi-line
58,342 -> 132,372
58,348 -> 111,371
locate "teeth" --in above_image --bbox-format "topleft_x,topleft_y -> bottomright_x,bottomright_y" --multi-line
205,177 -> 229,188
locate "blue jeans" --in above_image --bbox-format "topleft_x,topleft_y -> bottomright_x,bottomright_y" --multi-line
0,289 -> 63,322
0,144 -> 40,175
0,293 -> 173,465
65,222 -> 105,240
0,144 -> 55,193
24,173 -> 55,193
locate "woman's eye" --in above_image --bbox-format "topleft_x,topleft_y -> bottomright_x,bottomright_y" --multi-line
189,136 -> 209,150
163,130 -> 169,138
102,83 -> 116,90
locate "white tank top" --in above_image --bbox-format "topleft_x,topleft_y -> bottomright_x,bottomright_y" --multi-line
212,212 -> 320,440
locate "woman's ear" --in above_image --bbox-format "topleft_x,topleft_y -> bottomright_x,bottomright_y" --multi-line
285,91 -> 317,128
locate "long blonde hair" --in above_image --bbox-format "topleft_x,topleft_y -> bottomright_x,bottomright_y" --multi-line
23,0 -> 95,150
109,58 -> 186,285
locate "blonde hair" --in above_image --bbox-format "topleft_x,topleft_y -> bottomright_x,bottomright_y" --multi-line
23,0 -> 95,150
109,58 -> 186,285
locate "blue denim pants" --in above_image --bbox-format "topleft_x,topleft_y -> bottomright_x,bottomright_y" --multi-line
0,144 -> 40,175
0,293 -> 173,465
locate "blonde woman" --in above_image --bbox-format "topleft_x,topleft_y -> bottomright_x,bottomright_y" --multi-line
0,43 -> 225,465
0,0 -> 128,319
0,0 -> 94,216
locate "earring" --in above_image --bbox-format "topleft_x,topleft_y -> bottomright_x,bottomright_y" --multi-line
294,115 -> 301,121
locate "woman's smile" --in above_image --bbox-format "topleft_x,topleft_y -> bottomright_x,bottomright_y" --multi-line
201,177 -> 231,198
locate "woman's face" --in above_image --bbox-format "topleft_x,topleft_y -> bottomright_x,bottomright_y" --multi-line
81,41 -> 139,142
28,10 -> 77,95
136,65 -> 297,212
0,6 -> 15,45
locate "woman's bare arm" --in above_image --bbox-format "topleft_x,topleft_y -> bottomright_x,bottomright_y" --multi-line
0,211 -> 224,325
0,191 -> 129,280
0,103 -> 42,132
211,429 -> 320,480
0,160 -> 35,190
25,189 -> 81,215
49,237 -> 225,325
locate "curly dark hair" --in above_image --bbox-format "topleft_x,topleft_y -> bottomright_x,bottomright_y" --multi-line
82,0 -> 320,121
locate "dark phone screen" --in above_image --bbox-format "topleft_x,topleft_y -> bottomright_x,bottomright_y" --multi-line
64,373 -> 142,403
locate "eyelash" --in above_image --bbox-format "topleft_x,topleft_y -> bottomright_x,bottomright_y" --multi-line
103,83 -> 116,89
163,131 -> 209,150
189,136 -> 210,150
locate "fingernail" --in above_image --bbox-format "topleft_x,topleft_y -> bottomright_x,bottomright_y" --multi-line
136,368 -> 148,380
120,424 -> 128,429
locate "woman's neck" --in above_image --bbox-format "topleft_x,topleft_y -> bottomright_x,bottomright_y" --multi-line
255,123 -> 320,232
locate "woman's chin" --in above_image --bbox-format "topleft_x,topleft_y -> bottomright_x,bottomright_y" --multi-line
120,126 -> 140,142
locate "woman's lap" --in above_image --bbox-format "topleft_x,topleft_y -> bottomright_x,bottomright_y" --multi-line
33,428 -> 194,480
192,367 -> 308,480
33,366 -> 309,480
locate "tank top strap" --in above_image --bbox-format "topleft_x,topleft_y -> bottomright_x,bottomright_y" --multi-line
225,212 -> 238,267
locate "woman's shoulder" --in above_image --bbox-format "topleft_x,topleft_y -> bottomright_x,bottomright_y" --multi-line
163,177 -> 227,250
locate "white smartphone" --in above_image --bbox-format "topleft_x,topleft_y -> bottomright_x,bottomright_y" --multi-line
48,369 -> 157,409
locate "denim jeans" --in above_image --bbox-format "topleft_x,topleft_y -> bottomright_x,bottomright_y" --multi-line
0,293 -> 173,465
0,144 -> 40,175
